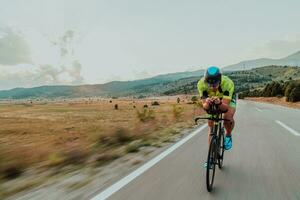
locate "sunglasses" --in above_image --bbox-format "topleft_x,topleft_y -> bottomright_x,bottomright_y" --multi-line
208,82 -> 220,88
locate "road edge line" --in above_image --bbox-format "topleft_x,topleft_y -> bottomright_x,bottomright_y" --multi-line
90,124 -> 208,200
255,107 -> 262,112
275,120 -> 300,136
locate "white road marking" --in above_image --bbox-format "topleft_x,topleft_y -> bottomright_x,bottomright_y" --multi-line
90,124 -> 208,200
275,120 -> 300,136
255,107 -> 262,112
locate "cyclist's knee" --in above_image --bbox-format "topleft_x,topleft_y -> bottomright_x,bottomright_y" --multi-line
223,107 -> 235,119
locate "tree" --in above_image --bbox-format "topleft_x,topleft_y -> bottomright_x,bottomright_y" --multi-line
285,83 -> 296,100
288,85 -> 300,102
262,83 -> 272,97
270,82 -> 283,97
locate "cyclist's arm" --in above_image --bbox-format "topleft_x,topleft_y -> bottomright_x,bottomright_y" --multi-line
220,77 -> 234,110
202,97 -> 211,110
219,98 -> 230,111
222,78 -> 234,101
197,80 -> 210,110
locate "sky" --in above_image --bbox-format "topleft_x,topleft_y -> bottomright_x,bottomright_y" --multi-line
0,0 -> 300,90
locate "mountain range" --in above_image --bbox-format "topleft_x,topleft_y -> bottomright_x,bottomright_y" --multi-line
0,51 -> 300,99
223,50 -> 300,71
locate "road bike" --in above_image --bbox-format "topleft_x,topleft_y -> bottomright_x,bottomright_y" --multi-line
195,103 -> 229,192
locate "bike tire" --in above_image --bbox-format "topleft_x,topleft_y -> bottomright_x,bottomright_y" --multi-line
218,127 -> 225,169
206,137 -> 216,192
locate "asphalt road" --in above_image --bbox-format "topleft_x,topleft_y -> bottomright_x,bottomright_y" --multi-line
92,100 -> 300,200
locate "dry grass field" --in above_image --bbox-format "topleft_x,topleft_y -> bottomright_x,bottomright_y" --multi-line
0,96 -> 204,197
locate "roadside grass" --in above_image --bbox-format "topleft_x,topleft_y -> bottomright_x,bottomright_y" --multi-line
0,178 -> 45,198
0,96 -> 204,198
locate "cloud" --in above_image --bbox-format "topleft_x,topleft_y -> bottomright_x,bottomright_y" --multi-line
0,29 -> 85,90
62,30 -> 74,43
0,63 -> 84,90
68,61 -> 84,84
0,27 -> 32,65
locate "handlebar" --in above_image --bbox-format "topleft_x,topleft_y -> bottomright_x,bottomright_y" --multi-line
204,103 -> 228,114
194,116 -> 231,124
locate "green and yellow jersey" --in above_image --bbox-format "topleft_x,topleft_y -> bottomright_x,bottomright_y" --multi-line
197,75 -> 236,107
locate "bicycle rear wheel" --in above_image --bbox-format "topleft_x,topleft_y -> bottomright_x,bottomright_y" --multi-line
218,127 -> 225,169
206,137 -> 217,192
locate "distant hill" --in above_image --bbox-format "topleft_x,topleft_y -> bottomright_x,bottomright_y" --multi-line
0,69 -> 205,99
1,65 -> 300,99
223,51 -> 300,71
162,66 -> 300,95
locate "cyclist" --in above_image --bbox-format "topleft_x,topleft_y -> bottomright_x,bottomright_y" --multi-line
197,66 -> 236,152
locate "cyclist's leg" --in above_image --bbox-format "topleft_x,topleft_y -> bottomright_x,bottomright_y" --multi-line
223,93 -> 237,136
223,107 -> 235,136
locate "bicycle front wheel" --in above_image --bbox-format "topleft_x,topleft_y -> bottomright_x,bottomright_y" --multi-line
218,127 -> 225,169
206,137 -> 217,192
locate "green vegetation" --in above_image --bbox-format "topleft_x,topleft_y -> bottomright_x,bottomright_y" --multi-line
151,101 -> 160,106
0,66 -> 299,99
172,105 -> 183,120
191,96 -> 198,103
136,108 -> 155,122
164,66 -> 300,96
239,79 -> 300,102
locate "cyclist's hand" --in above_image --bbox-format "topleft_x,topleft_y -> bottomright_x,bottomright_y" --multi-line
213,97 -> 221,105
203,98 -> 211,110
205,98 -> 213,105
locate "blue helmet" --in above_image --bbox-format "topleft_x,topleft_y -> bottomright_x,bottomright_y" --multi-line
204,66 -> 221,86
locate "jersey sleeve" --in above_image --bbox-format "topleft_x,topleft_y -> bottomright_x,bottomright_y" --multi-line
222,77 -> 234,100
197,79 -> 208,99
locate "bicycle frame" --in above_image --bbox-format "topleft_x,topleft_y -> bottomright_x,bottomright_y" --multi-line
194,103 -> 229,192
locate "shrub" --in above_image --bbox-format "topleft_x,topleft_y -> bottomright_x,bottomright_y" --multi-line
114,104 -> 118,110
270,82 -> 283,96
47,152 -> 65,167
63,149 -> 87,165
262,83 -> 272,97
97,128 -> 132,146
2,165 -> 24,180
136,108 -> 155,122
95,152 -> 121,166
151,101 -> 160,106
196,101 -> 203,108
191,96 -> 198,103
288,85 -> 300,102
0,150 -> 26,179
237,92 -> 245,99
98,133 -> 115,146
285,83 -> 296,99
143,104 -> 148,108
126,141 -> 140,153
114,128 -> 132,143
172,105 -> 183,120
47,149 -> 87,167
177,97 -> 180,104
